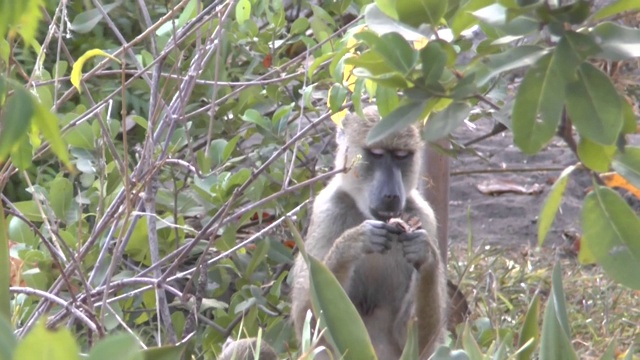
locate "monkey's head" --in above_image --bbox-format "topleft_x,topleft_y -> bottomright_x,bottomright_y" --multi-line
336,106 -> 423,221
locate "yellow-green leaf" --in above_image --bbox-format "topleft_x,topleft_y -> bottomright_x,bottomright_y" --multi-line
14,321 -> 80,360
538,165 -> 575,246
70,49 -> 121,93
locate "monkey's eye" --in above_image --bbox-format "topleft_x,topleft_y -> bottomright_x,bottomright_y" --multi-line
392,150 -> 412,159
367,148 -> 385,158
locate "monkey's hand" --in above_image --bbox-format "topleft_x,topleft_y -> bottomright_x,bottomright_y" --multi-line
399,229 -> 438,271
360,220 -> 402,254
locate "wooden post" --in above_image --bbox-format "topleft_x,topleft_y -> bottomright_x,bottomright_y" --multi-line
421,140 -> 450,264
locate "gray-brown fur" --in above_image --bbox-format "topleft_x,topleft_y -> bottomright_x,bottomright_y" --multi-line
291,106 -> 447,359
219,338 -> 277,360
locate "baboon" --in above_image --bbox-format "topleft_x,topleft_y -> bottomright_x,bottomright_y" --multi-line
290,106 -> 447,359
219,337 -> 278,360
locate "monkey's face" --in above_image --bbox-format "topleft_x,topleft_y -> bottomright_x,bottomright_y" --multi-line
360,147 -> 415,220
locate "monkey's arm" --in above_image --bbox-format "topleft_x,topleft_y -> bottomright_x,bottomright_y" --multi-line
401,190 -> 447,357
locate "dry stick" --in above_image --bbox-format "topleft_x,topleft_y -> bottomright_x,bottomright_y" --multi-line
31,69 -> 307,87
10,287 -> 98,333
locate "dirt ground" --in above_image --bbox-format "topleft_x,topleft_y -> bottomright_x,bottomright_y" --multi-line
448,119 -> 596,248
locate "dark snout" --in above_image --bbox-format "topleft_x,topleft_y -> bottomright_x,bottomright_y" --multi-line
369,161 -> 406,221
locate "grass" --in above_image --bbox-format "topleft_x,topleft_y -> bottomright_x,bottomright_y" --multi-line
448,242 -> 640,358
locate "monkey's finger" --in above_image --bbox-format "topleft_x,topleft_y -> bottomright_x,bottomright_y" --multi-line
364,220 -> 403,234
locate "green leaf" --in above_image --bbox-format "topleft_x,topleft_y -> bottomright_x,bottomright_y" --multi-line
593,0 -> 640,20
141,343 -> 190,360
10,138 -> 32,171
0,315 -> 16,360
12,201 -> 43,222
367,100 -> 429,145
582,186 -> 640,290
396,0 -> 447,28
355,31 -> 418,75
32,102 -> 71,166
63,122 -> 95,150
577,137 -> 616,172
554,31 -> 601,81
612,147 -> 640,189
590,22 -> 640,60
423,102 -> 470,142
512,53 -> 565,154
599,339 -> 617,360
539,263 -> 578,360
516,295 -> 540,360
328,84 -> 348,113
307,254 -> 377,359
345,50 -> 396,77
88,333 -> 142,360
364,4 -> 429,43
0,87 -> 33,162
566,63 -> 623,145
49,177 -> 74,221
373,0 -> 398,19
399,318 -> 419,360
475,45 -> 548,86
450,0 -> 494,36
420,42 -> 447,84
14,321 -> 80,360
461,323 -> 483,360
538,165 -> 575,247
352,68 -> 412,88
70,2 -> 120,34
235,0 -> 251,25
290,18 -> 309,35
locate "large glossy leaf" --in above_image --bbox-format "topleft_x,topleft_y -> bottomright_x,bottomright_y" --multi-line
577,137 -> 616,172
423,102 -> 470,142
516,295 -> 540,360
539,263 -> 578,360
367,100 -> 429,145
286,219 -> 377,360
593,0 -> 640,20
420,42 -> 447,84
14,321 -> 80,360
591,22 -> 640,60
475,45 -> 548,86
0,87 -> 33,162
69,2 -> 120,34
365,4 -> 429,42
354,31 -> 418,75
396,0 -> 447,28
582,186 -> 640,290
538,165 -> 576,246
565,63 -> 623,146
512,53 -> 564,154
450,0 -> 493,36
553,31 -> 600,81
307,253 -> 377,359
0,315 -> 15,360
612,147 -> 640,189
